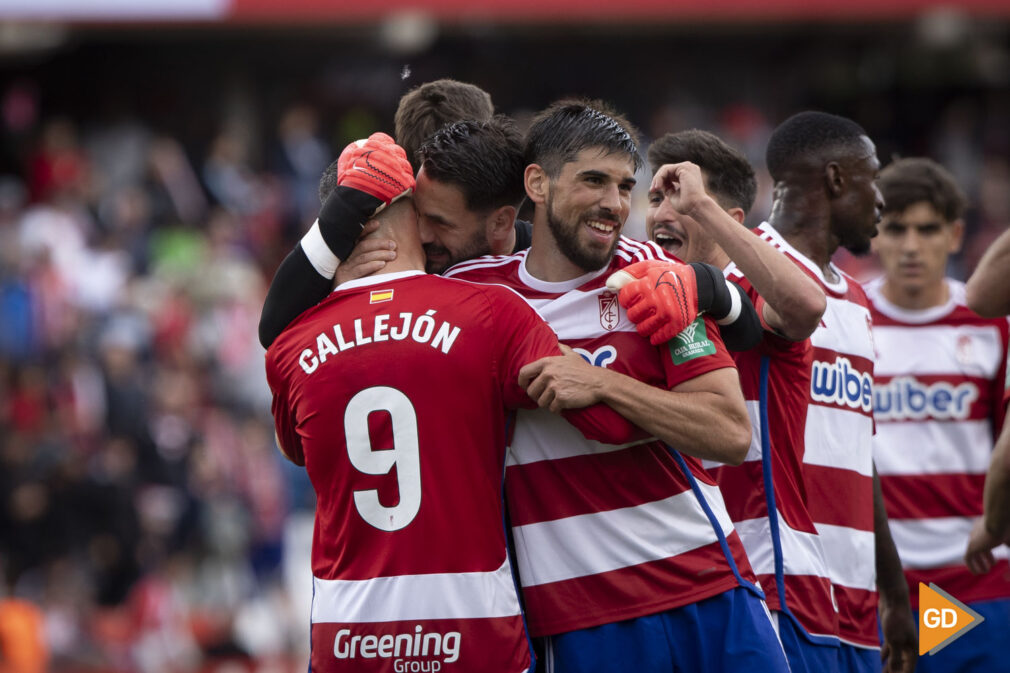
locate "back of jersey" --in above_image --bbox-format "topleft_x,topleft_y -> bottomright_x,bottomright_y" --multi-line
266,270 -> 557,673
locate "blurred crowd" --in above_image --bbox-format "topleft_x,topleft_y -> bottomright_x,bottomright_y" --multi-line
1,75 -> 1008,671
0,103 -> 327,672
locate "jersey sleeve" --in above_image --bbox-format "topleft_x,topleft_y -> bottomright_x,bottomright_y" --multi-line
264,350 -> 306,466
485,285 -> 646,444
660,314 -> 737,389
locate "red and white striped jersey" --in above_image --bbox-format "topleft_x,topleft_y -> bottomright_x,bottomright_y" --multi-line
445,238 -> 759,638
705,259 -> 839,643
754,222 -> 879,649
266,270 -> 641,673
867,278 -> 1010,608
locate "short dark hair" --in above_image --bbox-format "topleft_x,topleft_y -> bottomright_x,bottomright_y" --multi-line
878,157 -> 966,222
766,111 -> 868,182
418,115 -> 526,212
524,99 -> 642,178
394,79 -> 494,172
647,130 -> 757,213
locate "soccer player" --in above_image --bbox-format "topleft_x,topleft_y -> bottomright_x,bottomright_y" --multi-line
867,158 -> 1010,673
394,78 -> 494,173
752,111 -> 917,673
265,135 -> 661,673
642,129 -> 840,673
259,81 -> 524,347
446,100 -> 790,673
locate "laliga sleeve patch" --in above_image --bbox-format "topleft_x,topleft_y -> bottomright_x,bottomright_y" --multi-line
667,316 -> 716,365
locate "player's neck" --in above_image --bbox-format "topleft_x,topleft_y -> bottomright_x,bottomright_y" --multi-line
768,201 -> 837,281
881,277 -> 949,311
364,230 -> 426,277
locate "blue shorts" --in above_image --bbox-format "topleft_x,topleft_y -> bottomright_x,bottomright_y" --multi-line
838,642 -> 881,673
771,611 -> 839,673
914,597 -> 1010,673
542,587 -> 790,673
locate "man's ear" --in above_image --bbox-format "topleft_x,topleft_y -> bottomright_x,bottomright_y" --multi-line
726,207 -> 746,225
525,164 -> 549,204
949,218 -> 965,254
825,161 -> 845,198
486,205 -> 517,254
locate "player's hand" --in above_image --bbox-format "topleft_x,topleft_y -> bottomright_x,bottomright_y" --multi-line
606,260 -> 700,345
518,347 -> 606,413
334,220 -> 398,287
879,594 -> 917,673
965,518 -> 1001,575
336,132 -> 414,214
650,162 -> 713,217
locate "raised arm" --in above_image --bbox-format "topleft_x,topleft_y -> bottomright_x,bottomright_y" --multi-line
652,162 -> 825,340
966,227 -> 1010,318
258,133 -> 413,347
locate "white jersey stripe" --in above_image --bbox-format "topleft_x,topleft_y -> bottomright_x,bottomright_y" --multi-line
874,419 -> 991,475
814,523 -> 877,591
513,481 -> 734,587
443,252 -> 525,277
507,407 -> 655,465
888,517 -> 1010,570
873,324 -> 1004,379
311,557 -> 521,623
734,515 -> 833,579
803,406 -> 875,476
810,296 -> 875,359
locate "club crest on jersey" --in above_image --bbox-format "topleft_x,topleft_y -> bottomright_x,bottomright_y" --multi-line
573,345 -> 618,368
370,289 -> 394,304
598,291 -> 620,331
955,335 -> 973,366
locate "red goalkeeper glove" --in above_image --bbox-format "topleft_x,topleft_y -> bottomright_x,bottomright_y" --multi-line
336,132 -> 414,213
606,260 -> 700,346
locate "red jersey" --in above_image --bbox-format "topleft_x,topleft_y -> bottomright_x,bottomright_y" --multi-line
446,238 -> 759,637
754,222 -> 879,649
706,261 -> 839,643
266,270 -> 639,673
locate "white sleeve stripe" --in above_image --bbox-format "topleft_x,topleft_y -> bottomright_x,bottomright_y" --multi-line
301,220 -> 340,279
716,279 -> 743,325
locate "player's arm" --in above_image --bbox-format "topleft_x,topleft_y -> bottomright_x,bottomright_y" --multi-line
966,414 -> 1010,574
520,341 -> 751,465
873,465 -> 917,673
652,162 -> 825,340
258,133 -> 412,348
966,227 -> 1010,318
493,289 -> 647,446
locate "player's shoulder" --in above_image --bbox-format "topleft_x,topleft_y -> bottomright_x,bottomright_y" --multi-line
613,237 -> 680,267
444,251 -> 524,281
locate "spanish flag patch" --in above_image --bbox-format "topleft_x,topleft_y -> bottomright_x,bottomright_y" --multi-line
370,289 -> 394,304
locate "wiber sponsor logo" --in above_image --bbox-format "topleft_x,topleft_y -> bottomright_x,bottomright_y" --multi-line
874,377 -> 978,422
811,356 -> 873,413
334,624 -> 460,671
